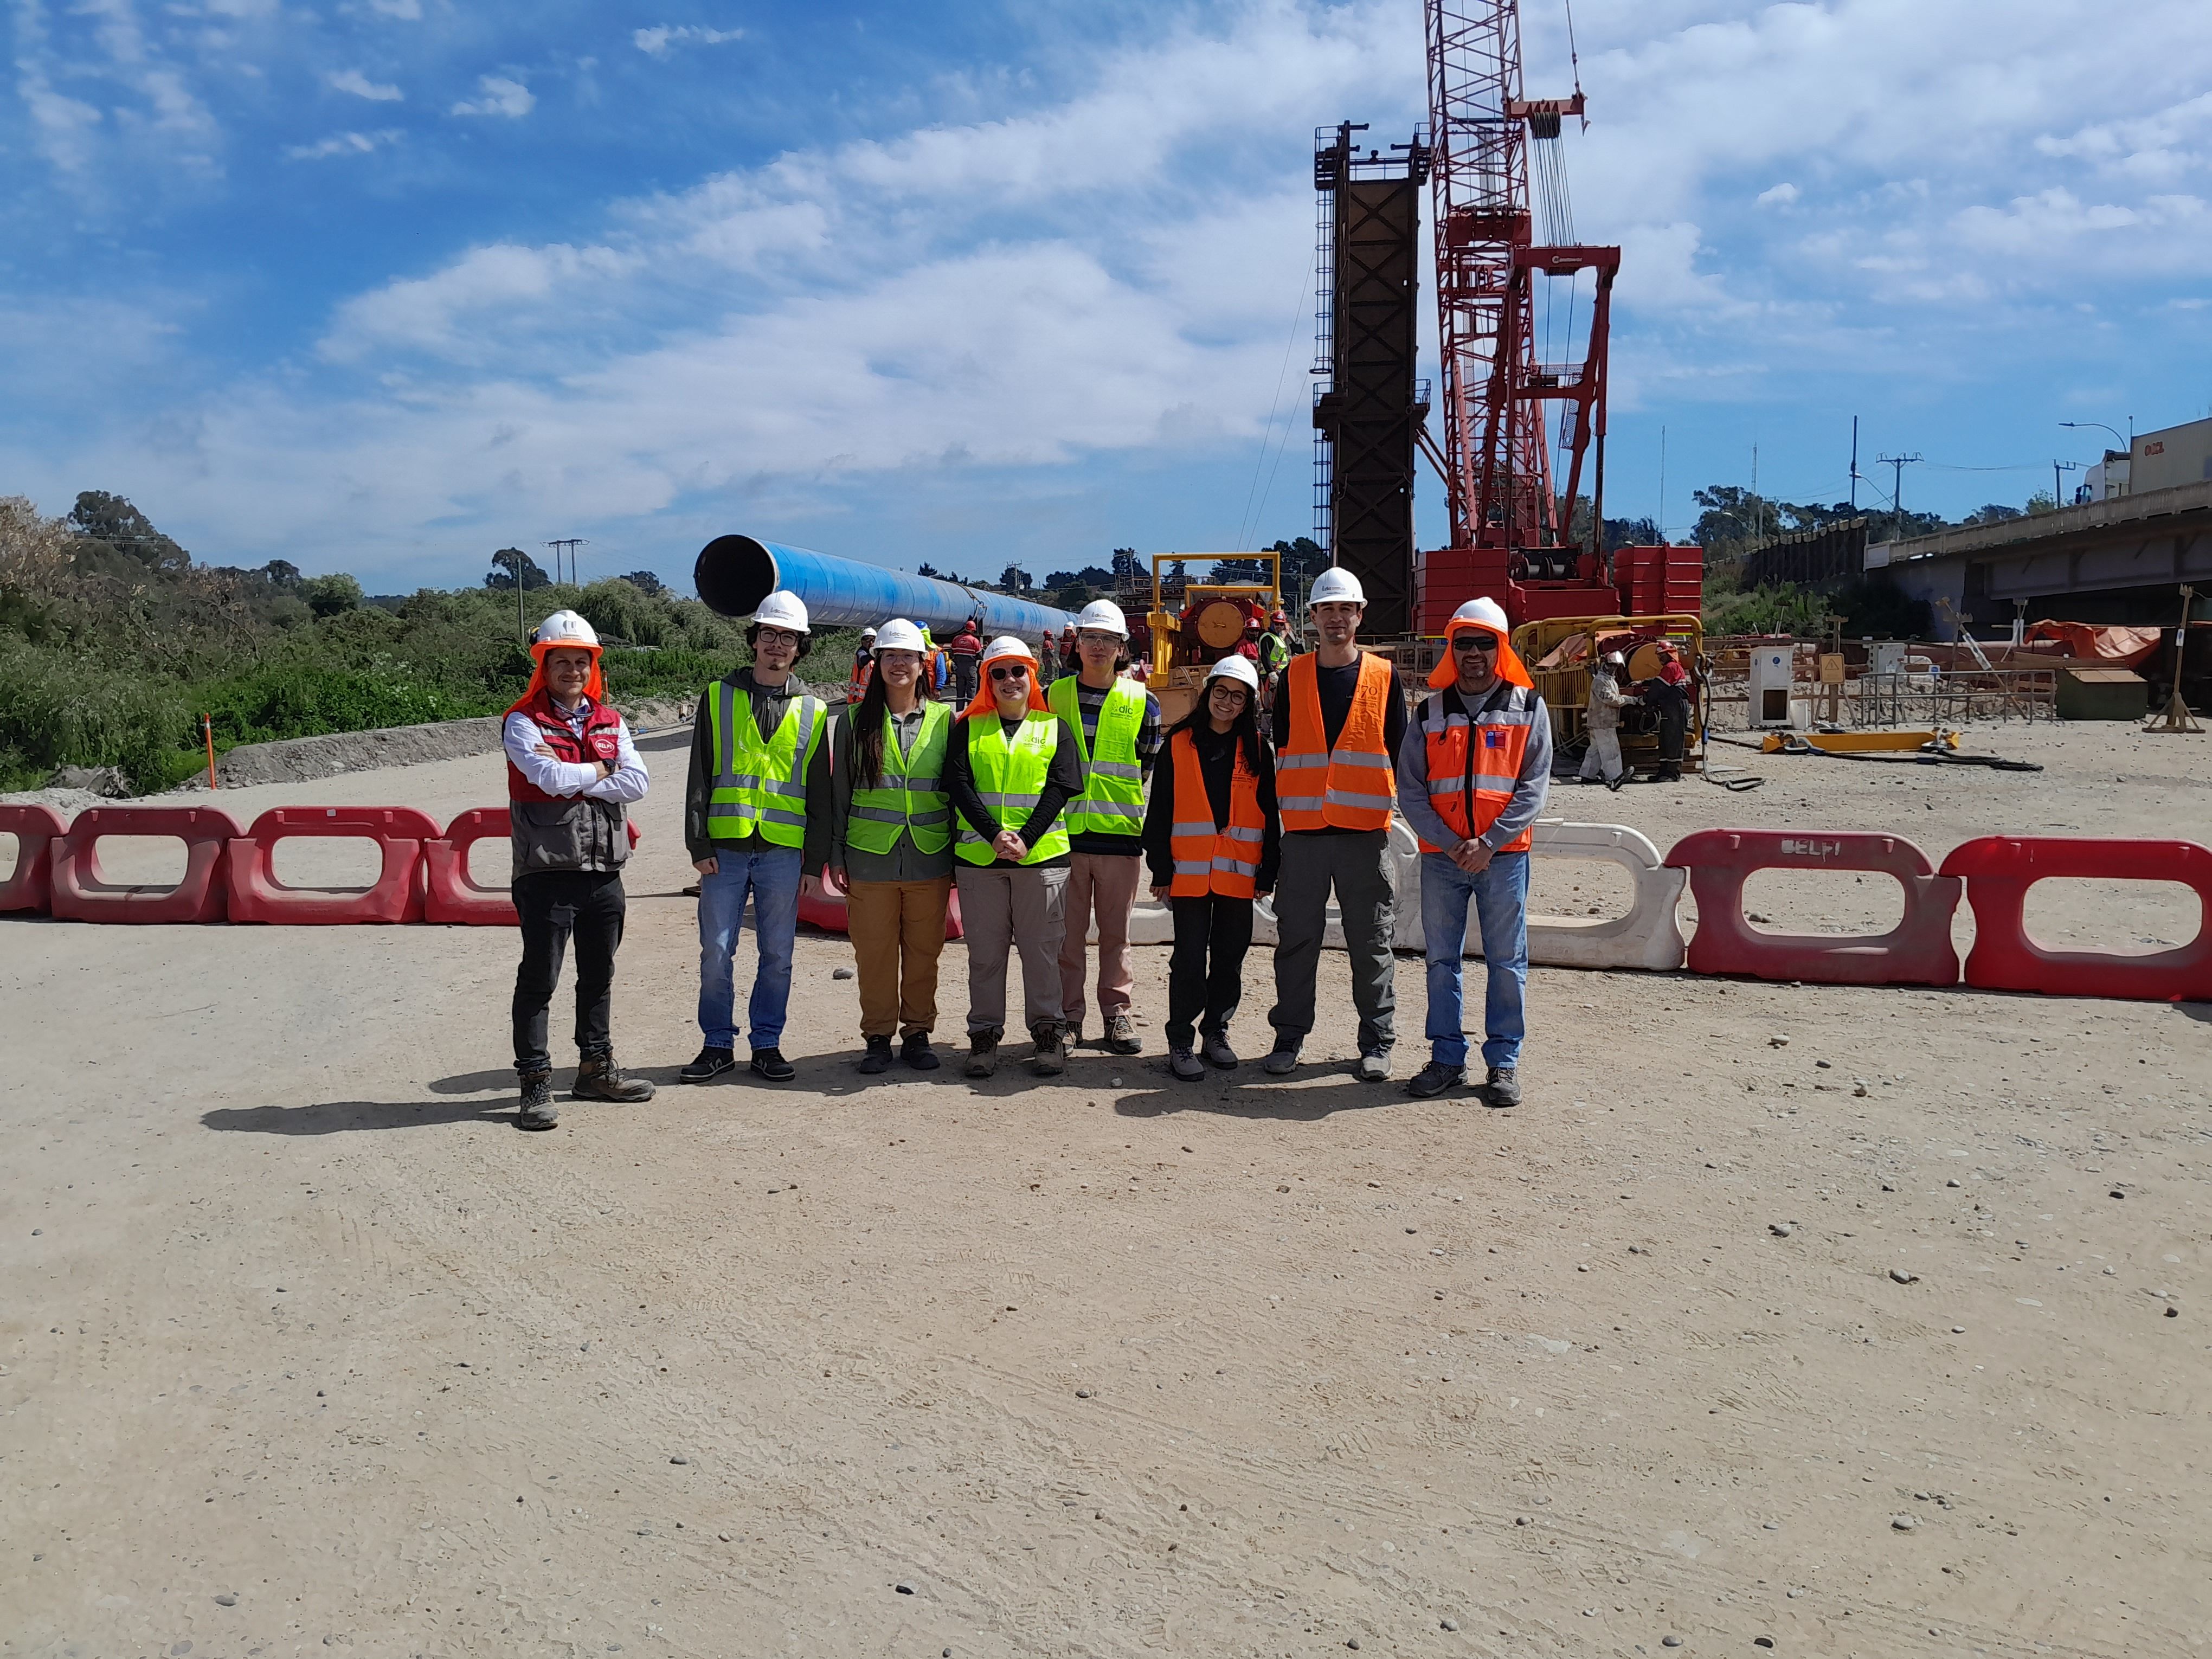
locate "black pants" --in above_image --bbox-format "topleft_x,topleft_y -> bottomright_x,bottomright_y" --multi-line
952,658 -> 978,706
1167,893 -> 1254,1049
512,869 -> 627,1072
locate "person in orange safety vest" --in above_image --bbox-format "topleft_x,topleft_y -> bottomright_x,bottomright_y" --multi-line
1262,566 -> 1413,1083
1393,597 -> 1552,1108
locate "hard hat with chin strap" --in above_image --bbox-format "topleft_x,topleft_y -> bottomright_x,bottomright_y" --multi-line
1205,653 -> 1261,694
1076,599 -> 1129,638
1308,567 -> 1366,607
872,618 -> 926,654
750,589 -> 811,635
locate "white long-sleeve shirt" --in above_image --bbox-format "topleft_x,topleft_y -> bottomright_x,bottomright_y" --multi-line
502,702 -> 650,803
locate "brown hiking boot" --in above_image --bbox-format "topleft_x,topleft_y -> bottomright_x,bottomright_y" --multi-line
573,1053 -> 655,1103
964,1031 -> 1000,1078
1029,1020 -> 1066,1076
517,1068 -> 557,1130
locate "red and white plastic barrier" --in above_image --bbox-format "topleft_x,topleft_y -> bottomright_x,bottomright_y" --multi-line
0,803 -> 67,915
49,805 -> 245,925
1666,828 -> 1962,987
800,866 -> 965,941
227,805 -> 439,925
423,807 -> 519,927
1940,835 -> 2212,1003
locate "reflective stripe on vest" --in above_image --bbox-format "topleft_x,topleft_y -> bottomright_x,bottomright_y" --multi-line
1166,729 -> 1264,899
1416,685 -> 1534,854
706,678 -> 822,847
954,711 -> 1071,866
846,700 -> 953,857
1047,674 -> 1147,836
1277,650 -> 1396,832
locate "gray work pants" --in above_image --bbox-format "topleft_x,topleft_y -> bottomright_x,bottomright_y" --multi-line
955,864 -> 1069,1038
1578,728 -> 1624,784
1268,829 -> 1395,1053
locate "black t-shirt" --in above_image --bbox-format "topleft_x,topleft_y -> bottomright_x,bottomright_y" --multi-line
1269,651 -> 1409,836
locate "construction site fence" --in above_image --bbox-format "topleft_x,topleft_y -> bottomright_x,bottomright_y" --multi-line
7,805 -> 2207,1004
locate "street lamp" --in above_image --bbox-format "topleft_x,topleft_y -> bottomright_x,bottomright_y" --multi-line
2060,420 -> 2126,453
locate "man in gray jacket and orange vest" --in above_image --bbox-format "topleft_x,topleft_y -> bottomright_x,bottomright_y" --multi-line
503,609 -> 655,1130
1396,597 -> 1551,1108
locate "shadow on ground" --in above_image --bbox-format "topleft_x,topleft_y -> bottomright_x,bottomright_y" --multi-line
203,1097 -> 518,1134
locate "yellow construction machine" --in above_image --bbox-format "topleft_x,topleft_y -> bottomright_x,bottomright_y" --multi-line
1139,552 -> 1284,726
1510,612 -> 1706,775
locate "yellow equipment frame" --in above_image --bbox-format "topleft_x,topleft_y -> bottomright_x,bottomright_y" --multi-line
1510,612 -> 1707,771
1143,552 -> 1284,723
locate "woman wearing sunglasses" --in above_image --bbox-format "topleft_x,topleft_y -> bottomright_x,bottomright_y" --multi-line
943,636 -> 1084,1077
1393,597 -> 1552,1108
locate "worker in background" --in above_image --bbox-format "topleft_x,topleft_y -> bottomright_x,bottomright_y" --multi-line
1236,618 -> 1262,665
850,626 -> 876,705
830,617 -> 952,1075
1036,633 -> 1060,687
1059,625 -> 1081,681
1048,599 -> 1161,1056
682,588 -> 831,1085
1395,597 -> 1551,1108
1264,567 -> 1411,1082
1143,654 -> 1277,1081
946,637 -> 1083,1077
948,617 -> 983,707
1257,609 -> 1291,712
1578,650 -> 1636,792
502,610 -> 655,1130
1643,642 -> 1692,782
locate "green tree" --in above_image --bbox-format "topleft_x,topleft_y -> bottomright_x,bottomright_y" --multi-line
68,491 -> 191,573
300,573 -> 363,617
486,548 -> 551,590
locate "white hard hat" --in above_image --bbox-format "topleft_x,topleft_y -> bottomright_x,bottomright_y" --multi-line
1076,598 -> 1128,638
1308,567 -> 1366,607
1449,596 -> 1510,635
750,589 -> 811,634
1602,650 -> 1628,668
981,635 -> 1035,666
1205,653 -> 1261,693
533,609 -> 600,651
860,625 -> 877,638
872,618 -> 926,653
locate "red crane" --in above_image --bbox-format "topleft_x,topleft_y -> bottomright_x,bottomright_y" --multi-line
1419,0 -> 1694,631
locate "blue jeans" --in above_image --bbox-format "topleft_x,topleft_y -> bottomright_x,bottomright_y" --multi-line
697,841 -> 803,1051
1420,850 -> 1528,1071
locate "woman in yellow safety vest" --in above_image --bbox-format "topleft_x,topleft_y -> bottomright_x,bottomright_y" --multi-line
944,636 -> 1083,1079
1142,654 -> 1278,1081
831,617 -> 954,1076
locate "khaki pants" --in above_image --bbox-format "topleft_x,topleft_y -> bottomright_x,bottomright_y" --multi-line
955,864 -> 1069,1037
1058,850 -> 1143,1025
844,877 -> 950,1039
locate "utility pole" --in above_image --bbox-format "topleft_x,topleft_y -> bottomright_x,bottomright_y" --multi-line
1876,453 -> 1922,532
1849,416 -> 1859,511
2052,459 -> 2081,510
545,538 -> 588,587
1658,425 -> 1666,545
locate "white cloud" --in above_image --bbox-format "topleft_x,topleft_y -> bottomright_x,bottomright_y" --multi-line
320,243 -> 640,358
450,75 -> 533,118
327,68 -> 402,102
286,128 -> 402,161
365,0 -> 421,15
633,25 -> 743,58
1755,182 -> 1798,207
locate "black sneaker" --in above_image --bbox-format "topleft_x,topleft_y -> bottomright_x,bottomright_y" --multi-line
1028,1020 -> 1066,1077
964,1032 -> 1000,1078
857,1035 -> 896,1074
902,1032 -> 940,1071
1200,1032 -> 1238,1070
1483,1066 -> 1522,1108
680,1046 -> 737,1084
750,1047 -> 796,1083
1167,1046 -> 1205,1081
573,1053 -> 655,1103
1262,1039 -> 1302,1076
517,1069 -> 557,1130
1405,1060 -> 1467,1099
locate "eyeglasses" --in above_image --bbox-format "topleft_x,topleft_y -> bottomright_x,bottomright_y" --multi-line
1452,633 -> 1499,654
755,628 -> 803,648
988,664 -> 1030,683
1209,682 -> 1249,700
1077,631 -> 1121,646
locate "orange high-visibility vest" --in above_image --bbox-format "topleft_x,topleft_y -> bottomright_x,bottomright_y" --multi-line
1415,683 -> 1539,854
1167,729 -> 1265,899
1276,651 -> 1396,832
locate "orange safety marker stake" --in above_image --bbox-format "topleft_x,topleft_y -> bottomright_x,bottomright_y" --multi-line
203,713 -> 218,789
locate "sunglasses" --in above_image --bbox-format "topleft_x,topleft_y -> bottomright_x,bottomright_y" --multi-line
1452,633 -> 1499,654
988,664 -> 1030,683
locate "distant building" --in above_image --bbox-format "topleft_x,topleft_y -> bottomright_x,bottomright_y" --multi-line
2128,414 -> 2212,497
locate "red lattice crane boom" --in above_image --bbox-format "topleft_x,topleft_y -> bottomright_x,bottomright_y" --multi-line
1419,0 -> 1693,631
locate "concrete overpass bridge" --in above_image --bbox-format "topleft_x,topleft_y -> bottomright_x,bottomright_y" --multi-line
1870,478 -> 2212,635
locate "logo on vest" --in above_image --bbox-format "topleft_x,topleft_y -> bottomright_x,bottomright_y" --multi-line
1483,729 -> 1508,749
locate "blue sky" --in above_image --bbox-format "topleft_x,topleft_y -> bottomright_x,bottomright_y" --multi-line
5,0 -> 2209,593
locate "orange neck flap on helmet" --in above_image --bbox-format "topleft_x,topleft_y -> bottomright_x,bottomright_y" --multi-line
959,651 -> 1050,723
1427,620 -> 1532,691
507,640 -> 606,716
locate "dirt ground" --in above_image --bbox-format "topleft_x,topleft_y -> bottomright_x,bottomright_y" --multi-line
3,718 -> 2208,1658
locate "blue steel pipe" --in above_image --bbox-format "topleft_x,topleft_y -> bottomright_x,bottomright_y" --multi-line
693,535 -> 1076,637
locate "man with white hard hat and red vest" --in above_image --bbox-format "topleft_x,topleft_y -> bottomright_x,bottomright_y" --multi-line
1394,597 -> 1552,1107
681,588 -> 833,1085
503,609 -> 655,1130
1047,598 -> 1161,1056
1263,565 -> 1413,1082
